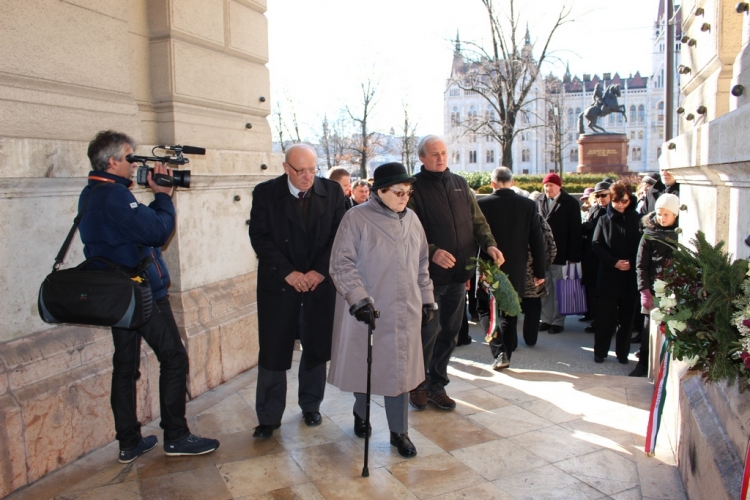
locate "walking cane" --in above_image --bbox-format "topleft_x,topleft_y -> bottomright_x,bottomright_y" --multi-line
362,310 -> 380,478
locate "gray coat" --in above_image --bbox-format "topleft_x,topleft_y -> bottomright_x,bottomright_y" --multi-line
328,198 -> 434,397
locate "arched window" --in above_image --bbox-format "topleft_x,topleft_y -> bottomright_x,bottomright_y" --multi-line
658,102 -> 664,122
617,112 -> 623,123
451,107 -> 460,127
568,108 -> 574,126
522,149 -> 530,162
486,149 -> 495,163
469,105 -> 477,126
638,104 -> 645,122
486,106 -> 496,122
632,148 -> 638,161
630,105 -> 636,122
575,107 -> 582,116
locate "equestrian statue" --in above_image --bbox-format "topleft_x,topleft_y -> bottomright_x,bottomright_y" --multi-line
577,83 -> 627,134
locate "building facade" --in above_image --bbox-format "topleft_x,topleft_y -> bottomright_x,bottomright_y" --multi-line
444,2 -> 682,174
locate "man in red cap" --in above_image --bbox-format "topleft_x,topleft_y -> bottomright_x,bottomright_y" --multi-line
535,173 -> 582,333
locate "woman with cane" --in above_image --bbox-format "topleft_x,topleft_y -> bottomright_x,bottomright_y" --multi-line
329,162 -> 435,460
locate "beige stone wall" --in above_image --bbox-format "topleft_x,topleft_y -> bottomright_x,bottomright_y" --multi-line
0,0 -> 276,495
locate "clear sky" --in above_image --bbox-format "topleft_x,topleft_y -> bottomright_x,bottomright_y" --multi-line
267,0 -> 660,141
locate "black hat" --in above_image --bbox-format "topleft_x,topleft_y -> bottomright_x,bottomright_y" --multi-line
594,181 -> 611,193
371,162 -> 416,190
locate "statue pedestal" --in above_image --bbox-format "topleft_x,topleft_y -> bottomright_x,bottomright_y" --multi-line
576,133 -> 629,174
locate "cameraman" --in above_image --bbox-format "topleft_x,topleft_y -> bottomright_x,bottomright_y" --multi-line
79,130 -> 219,463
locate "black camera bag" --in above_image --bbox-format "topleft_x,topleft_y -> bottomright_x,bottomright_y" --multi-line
37,183 -> 154,329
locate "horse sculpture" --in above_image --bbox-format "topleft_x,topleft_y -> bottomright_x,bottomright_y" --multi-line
577,84 -> 627,134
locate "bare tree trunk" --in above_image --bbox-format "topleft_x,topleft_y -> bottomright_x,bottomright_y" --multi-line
347,79 -> 379,179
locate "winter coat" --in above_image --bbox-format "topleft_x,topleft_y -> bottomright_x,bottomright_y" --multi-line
524,215 -> 558,298
580,203 -> 608,287
536,189 -> 583,264
328,197 -> 433,397
407,167 -> 496,286
591,195 -> 642,298
78,171 -> 174,300
636,212 -> 677,292
477,189 -> 546,295
249,174 -> 346,371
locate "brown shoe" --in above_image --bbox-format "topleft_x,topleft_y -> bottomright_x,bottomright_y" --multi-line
427,391 -> 456,411
409,387 -> 428,410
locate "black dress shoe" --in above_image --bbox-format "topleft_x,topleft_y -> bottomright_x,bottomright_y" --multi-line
253,424 -> 280,438
631,334 -> 642,343
618,357 -> 629,365
353,411 -> 371,438
539,322 -> 551,332
303,411 -> 322,427
594,355 -> 605,363
549,325 -> 564,334
629,364 -> 648,377
390,432 -> 417,458
456,335 -> 472,346
578,315 -> 593,322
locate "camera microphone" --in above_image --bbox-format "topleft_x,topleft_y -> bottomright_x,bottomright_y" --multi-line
158,145 -> 206,155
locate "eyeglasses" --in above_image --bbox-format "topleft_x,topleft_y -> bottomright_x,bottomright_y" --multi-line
387,188 -> 414,198
612,198 -> 629,204
595,193 -> 610,199
286,161 -> 319,176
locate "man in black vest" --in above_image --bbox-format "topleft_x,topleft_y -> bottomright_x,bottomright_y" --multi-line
249,144 -> 346,438
536,173 -> 582,333
407,135 -> 503,411
477,167 -> 546,370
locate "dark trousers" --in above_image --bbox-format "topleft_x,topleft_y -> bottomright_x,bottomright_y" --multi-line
419,282 -> 465,395
521,297 -> 542,346
585,284 -> 598,320
636,313 -> 651,369
594,294 -> 638,359
477,286 -> 519,359
255,356 -> 326,426
457,297 -> 470,345
111,297 -> 189,449
354,392 -> 408,434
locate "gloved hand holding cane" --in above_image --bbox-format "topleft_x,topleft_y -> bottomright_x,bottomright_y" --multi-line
350,297 -> 377,330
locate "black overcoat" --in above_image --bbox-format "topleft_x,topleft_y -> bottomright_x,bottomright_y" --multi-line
477,189 -> 545,294
591,196 -> 642,298
536,190 -> 582,264
249,175 -> 346,371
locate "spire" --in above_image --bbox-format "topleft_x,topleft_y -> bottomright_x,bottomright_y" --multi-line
455,29 -> 461,53
525,23 -> 531,46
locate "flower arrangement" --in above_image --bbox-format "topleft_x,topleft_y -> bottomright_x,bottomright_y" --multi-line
468,258 -> 521,342
652,231 -> 750,391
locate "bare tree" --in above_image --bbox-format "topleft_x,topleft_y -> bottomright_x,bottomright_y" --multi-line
452,0 -> 572,170
271,94 -> 303,153
346,79 -> 380,179
394,102 -> 419,174
543,74 -> 575,174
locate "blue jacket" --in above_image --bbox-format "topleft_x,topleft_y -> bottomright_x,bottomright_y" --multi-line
78,171 -> 175,300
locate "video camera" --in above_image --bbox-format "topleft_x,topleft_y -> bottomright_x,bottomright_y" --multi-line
126,145 -> 205,189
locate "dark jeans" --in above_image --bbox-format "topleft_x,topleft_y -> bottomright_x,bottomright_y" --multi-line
521,297 -> 542,346
476,285 -> 518,359
419,282 -> 465,395
594,294 -> 638,360
111,297 -> 189,449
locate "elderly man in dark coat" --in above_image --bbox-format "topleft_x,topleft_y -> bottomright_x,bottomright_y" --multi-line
477,167 -> 546,370
536,173 -> 583,333
248,144 -> 346,438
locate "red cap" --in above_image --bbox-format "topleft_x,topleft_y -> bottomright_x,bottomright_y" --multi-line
542,173 -> 562,187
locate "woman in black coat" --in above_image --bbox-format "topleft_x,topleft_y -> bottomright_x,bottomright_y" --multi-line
591,182 -> 642,363
580,182 -> 611,325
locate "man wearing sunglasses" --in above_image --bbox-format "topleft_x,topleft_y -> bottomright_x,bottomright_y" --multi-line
407,135 -> 504,411
249,144 -> 347,438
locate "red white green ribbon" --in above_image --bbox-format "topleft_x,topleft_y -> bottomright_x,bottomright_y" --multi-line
485,288 -> 499,343
645,337 -> 671,457
741,438 -> 750,500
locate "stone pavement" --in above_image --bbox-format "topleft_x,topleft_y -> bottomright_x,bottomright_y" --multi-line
5,319 -> 687,500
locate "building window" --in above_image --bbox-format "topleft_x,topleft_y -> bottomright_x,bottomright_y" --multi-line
469,151 -> 477,163
658,101 -> 664,122
638,104 -> 645,122
630,105 -> 636,122
576,107 -> 582,116
449,87 -> 460,97
638,130 -> 644,139
469,105 -> 477,126
568,108 -> 574,126
609,113 -> 615,124
617,112 -> 623,123
451,107 -> 460,127
630,131 -> 636,140
631,147 -> 642,161
486,135 -> 492,142
522,169 -> 529,174
452,151 -> 460,163
486,106 -> 495,122
569,149 -> 578,162
522,149 -> 530,162
486,149 -> 495,163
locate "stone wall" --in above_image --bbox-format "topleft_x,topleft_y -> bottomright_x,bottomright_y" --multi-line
0,0 -> 274,496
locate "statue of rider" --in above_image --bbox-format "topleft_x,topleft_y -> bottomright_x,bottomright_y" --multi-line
592,83 -> 604,111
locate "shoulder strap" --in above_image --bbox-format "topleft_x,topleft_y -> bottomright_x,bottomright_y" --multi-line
53,182 -> 109,270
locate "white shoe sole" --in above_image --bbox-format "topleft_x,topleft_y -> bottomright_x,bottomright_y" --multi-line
164,446 -> 218,457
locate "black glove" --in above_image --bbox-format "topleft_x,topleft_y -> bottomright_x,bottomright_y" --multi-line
422,303 -> 438,326
350,297 -> 376,330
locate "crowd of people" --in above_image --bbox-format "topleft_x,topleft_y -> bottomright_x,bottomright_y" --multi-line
80,128 -> 681,465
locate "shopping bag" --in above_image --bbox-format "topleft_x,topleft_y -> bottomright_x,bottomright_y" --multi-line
556,263 -> 587,315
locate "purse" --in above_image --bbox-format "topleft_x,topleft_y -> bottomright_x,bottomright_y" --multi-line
38,184 -> 154,329
556,262 -> 588,316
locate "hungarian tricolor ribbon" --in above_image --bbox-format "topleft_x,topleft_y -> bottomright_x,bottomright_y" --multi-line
485,287 -> 499,343
645,337 -> 671,457
741,438 -> 750,500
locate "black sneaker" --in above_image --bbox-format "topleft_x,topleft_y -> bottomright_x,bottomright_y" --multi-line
119,435 -> 158,464
164,433 -> 220,456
